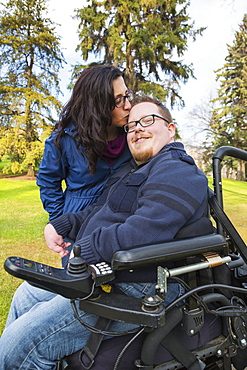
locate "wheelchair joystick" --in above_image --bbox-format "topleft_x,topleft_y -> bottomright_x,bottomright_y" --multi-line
67,245 -> 88,276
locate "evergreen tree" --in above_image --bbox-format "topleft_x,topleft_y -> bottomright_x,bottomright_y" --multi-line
211,14 -> 247,152
74,0 -> 205,107
0,0 -> 65,176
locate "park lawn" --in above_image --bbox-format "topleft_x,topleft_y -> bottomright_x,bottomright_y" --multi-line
0,176 -> 247,334
207,176 -> 247,242
0,178 -> 61,333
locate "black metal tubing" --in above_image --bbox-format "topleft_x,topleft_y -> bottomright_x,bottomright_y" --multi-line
140,306 -> 183,366
79,292 -> 166,328
212,146 -> 247,209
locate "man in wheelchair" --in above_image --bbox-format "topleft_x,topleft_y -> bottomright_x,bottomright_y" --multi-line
1,96 -> 247,370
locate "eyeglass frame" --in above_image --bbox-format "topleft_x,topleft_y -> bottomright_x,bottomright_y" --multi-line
115,90 -> 134,108
123,114 -> 170,133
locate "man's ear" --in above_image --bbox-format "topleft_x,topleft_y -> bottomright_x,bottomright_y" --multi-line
168,123 -> 176,138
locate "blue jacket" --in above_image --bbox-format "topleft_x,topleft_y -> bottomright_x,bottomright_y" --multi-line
51,142 -> 208,282
36,125 -> 132,220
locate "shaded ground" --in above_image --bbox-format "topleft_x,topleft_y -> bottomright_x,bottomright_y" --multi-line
0,173 -> 36,181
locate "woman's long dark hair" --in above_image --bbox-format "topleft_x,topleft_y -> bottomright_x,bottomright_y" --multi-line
54,65 -> 123,174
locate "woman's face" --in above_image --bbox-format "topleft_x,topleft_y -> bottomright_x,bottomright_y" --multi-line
111,76 -> 132,128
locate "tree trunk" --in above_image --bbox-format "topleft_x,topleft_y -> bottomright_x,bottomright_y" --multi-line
236,160 -> 246,181
26,163 -> 35,177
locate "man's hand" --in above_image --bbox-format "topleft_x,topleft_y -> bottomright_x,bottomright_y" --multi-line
44,223 -> 71,258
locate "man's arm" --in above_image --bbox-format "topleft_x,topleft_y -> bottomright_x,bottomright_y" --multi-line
44,204 -> 95,255
44,161 -> 135,254
51,159 -> 208,264
44,174 -> 121,254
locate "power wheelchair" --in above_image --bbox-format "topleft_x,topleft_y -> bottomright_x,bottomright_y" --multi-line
4,146 -> 247,370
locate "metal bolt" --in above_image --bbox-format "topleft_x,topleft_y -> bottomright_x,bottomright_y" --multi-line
240,338 -> 247,346
217,350 -> 222,356
190,329 -> 194,335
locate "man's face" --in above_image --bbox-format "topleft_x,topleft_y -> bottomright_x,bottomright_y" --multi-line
127,102 -> 175,165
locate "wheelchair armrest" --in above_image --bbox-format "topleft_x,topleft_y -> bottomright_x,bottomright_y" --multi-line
112,234 -> 227,271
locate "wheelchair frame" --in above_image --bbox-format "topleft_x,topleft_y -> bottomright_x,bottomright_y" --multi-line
4,146 -> 247,370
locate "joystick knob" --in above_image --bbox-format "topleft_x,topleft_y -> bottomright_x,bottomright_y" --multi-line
67,245 -> 87,275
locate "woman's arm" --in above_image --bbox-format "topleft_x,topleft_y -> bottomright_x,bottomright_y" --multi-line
36,135 -> 67,220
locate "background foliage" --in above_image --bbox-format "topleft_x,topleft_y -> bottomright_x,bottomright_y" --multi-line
187,13 -> 247,173
0,0 -> 246,176
74,0 -> 205,107
0,0 -> 65,176
211,14 -> 247,152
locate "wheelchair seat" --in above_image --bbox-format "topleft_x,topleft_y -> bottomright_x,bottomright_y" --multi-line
66,312 -> 223,370
63,169 -> 247,370
64,228 -> 233,370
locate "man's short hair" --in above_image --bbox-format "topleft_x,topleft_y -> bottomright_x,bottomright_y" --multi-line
132,95 -> 172,124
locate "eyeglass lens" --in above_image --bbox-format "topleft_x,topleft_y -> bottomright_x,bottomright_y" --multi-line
124,115 -> 155,133
115,90 -> 134,107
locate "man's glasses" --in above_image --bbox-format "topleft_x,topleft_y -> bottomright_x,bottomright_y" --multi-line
115,90 -> 134,108
123,114 -> 170,133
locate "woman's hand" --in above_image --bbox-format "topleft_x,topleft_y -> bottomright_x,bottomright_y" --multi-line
44,223 -> 71,258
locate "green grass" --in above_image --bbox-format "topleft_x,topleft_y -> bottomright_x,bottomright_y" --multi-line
0,178 -> 61,333
208,176 -> 247,242
0,176 -> 247,335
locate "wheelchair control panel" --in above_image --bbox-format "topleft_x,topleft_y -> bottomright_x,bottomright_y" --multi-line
4,253 -> 115,299
89,262 -> 115,283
